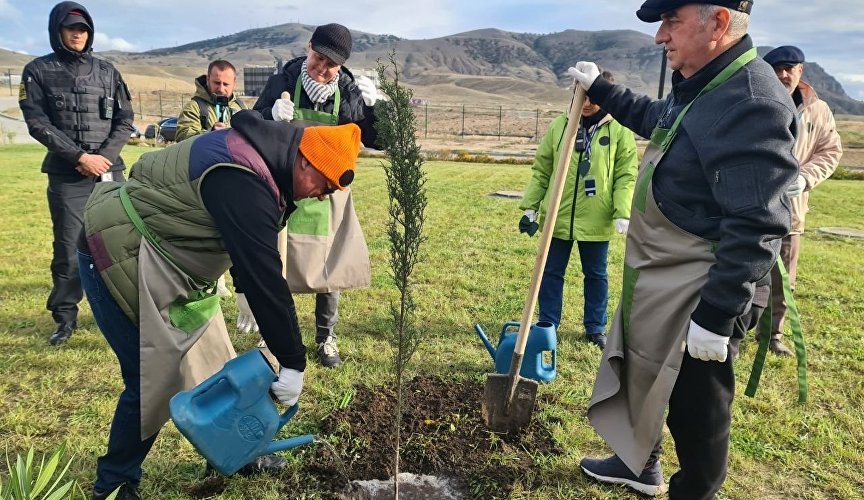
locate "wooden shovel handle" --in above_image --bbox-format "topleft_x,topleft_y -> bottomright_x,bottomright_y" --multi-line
513,85 -> 587,361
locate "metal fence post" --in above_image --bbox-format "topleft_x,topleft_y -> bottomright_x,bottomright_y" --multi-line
461,105 -> 465,137
425,103 -> 428,139
138,92 -> 142,118
498,105 -> 502,138
158,91 -> 163,119
535,109 -> 540,143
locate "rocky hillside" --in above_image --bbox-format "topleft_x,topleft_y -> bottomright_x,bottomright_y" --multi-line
2,25 -> 862,114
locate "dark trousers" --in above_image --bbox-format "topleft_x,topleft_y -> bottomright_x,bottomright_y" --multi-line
46,172 -> 124,324
79,251 -> 157,493
647,304 -> 762,499
46,175 -> 95,324
315,291 -> 340,341
768,234 -> 800,339
538,238 -> 609,334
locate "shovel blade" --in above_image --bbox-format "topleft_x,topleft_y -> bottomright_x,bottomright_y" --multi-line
482,372 -> 539,433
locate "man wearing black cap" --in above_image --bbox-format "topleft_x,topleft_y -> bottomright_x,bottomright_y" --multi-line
761,45 -> 842,357
568,1 -> 798,498
19,1 -> 134,346
250,23 -> 379,368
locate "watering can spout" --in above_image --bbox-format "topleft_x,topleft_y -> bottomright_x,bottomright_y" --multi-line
475,323 -> 497,359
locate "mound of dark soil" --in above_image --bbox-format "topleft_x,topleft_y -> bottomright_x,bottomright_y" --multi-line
307,375 -> 561,498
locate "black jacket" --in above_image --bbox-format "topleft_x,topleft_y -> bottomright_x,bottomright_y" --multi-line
19,1 -> 133,176
588,35 -> 798,337
253,56 -> 379,149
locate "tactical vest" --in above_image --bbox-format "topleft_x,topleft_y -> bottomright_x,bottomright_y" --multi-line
33,54 -> 117,152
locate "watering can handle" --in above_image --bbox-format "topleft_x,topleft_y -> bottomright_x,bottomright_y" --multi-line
500,321 -> 521,342
277,403 -> 300,430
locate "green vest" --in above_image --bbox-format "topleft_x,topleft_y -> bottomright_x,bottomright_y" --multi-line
84,135 -> 273,322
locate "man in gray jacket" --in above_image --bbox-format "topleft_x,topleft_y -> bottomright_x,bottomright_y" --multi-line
569,1 -> 798,498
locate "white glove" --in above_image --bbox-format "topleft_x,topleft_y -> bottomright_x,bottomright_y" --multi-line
235,293 -> 259,334
271,91 -> 295,122
686,320 -> 729,362
270,367 -> 304,406
787,174 -> 807,198
355,75 -> 382,107
614,218 -> 629,235
524,209 -> 537,223
566,62 -> 601,91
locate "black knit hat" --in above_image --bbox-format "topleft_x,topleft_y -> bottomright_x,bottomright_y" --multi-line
637,0 -> 753,22
310,23 -> 352,65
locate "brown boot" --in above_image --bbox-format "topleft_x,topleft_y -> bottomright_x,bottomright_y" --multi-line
769,339 -> 794,357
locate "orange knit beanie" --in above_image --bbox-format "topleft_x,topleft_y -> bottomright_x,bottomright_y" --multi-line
299,123 -> 361,189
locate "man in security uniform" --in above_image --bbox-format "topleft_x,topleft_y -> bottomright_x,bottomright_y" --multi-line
20,1 -> 134,345
569,0 -> 798,498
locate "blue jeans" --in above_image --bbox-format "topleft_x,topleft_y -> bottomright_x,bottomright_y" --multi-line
79,251 -> 158,493
538,238 -> 609,335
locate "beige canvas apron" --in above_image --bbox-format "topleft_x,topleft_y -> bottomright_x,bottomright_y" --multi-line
137,240 -> 236,439
587,49 -> 756,475
281,80 -> 371,293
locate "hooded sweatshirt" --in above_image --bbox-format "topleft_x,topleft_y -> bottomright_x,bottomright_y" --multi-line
19,1 -> 134,175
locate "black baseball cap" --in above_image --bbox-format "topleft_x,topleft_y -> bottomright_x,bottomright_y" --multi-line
637,0 -> 753,22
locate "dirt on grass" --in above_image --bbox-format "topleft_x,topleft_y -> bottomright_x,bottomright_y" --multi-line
306,375 -> 562,499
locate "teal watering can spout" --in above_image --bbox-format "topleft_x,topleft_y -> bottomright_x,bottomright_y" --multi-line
170,350 -> 315,476
474,323 -> 498,359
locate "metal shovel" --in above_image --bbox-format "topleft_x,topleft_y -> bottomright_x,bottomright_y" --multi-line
482,84 -> 587,433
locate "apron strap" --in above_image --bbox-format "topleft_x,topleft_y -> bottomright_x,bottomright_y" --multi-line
744,258 -> 808,403
293,77 -> 341,125
118,185 -> 213,288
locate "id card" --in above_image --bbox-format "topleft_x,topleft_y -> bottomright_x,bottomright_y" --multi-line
584,176 -> 597,197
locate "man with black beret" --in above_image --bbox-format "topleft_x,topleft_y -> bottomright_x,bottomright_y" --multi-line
760,45 -> 842,357
568,1 -> 798,498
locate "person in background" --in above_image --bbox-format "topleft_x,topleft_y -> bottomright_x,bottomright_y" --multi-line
759,45 -> 843,356
519,70 -> 638,349
176,59 -> 247,297
251,23 -> 381,368
569,1 -> 798,498
19,1 -> 133,345
80,110 -> 361,499
175,59 -> 245,142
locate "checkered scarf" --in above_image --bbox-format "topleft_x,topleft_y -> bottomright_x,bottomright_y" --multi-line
301,60 -> 339,105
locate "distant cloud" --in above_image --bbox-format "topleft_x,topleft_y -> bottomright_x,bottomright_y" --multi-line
0,0 -> 20,19
95,33 -> 137,52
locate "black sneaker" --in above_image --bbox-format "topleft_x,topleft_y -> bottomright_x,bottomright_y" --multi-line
580,454 -> 667,496
586,333 -> 607,349
92,483 -> 140,500
769,339 -> 794,357
49,321 -> 76,346
316,335 -> 342,368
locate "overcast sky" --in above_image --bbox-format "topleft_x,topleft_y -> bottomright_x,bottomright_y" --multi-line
2,0 -> 863,99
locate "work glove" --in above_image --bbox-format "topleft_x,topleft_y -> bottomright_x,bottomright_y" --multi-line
270,367 -> 304,406
355,75 -> 382,107
235,293 -> 259,334
271,91 -> 294,122
787,174 -> 807,198
519,209 -> 540,236
686,320 -> 729,362
566,62 -> 601,91
614,218 -> 630,235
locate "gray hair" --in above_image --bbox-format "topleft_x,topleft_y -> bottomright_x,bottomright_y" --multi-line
698,4 -> 750,39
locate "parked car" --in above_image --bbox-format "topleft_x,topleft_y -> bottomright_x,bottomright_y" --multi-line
144,117 -> 178,143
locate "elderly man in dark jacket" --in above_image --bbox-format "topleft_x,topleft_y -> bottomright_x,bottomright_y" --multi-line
250,23 -> 380,368
19,1 -> 134,345
568,1 -> 798,498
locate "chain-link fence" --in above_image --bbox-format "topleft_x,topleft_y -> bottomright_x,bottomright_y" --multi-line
133,91 -> 564,143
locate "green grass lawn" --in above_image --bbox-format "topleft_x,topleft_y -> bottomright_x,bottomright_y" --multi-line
1,143 -> 863,499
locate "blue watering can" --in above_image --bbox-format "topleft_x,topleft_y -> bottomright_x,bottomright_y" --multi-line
475,320 -> 557,383
169,349 -> 314,475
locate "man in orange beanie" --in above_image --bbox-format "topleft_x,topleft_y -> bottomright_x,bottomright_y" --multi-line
80,110 -> 361,497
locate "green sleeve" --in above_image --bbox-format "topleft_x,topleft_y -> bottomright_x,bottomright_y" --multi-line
175,99 -> 203,142
611,123 -> 638,220
520,115 -> 563,212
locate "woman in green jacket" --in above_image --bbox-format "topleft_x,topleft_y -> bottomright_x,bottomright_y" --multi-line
520,72 -> 638,348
